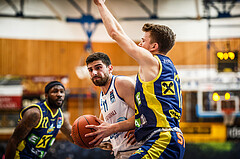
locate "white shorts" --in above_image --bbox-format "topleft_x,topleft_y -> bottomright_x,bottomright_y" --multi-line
115,149 -> 138,159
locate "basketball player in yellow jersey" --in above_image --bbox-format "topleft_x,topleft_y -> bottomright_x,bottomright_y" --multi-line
5,81 -> 74,159
91,0 -> 185,158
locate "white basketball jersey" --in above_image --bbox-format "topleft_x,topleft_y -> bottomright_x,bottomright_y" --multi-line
100,75 -> 140,156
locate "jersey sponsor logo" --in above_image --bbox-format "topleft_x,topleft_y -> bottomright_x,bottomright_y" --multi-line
132,148 -> 144,155
135,104 -> 139,115
57,117 -> 62,129
105,110 -> 117,121
110,132 -> 123,139
135,92 -> 141,106
31,147 -> 47,158
17,140 -> 26,151
135,118 -> 141,128
163,59 -> 172,64
47,124 -> 55,134
28,133 -> 40,144
110,90 -> 116,103
49,137 -> 56,147
161,81 -> 175,95
169,109 -> 181,120
36,135 -> 53,148
117,117 -> 127,122
140,114 -> 147,126
174,73 -> 182,108
101,99 -> 108,112
174,73 -> 180,82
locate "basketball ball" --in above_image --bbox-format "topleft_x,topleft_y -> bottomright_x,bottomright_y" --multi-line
71,115 -> 100,149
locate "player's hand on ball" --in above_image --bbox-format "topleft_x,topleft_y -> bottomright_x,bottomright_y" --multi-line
71,115 -> 101,149
85,119 -> 113,146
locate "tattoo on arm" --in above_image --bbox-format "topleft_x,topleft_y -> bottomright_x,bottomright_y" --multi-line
12,108 -> 40,143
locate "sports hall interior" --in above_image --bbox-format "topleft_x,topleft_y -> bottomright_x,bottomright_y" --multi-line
0,0 -> 240,159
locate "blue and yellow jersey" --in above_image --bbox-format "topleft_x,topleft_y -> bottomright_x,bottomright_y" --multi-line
134,54 -> 182,142
15,101 -> 64,159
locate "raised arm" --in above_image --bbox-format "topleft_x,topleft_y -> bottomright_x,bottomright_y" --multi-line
94,0 -> 158,69
5,107 -> 40,159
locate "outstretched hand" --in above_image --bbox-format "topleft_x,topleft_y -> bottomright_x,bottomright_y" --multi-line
85,118 -> 115,146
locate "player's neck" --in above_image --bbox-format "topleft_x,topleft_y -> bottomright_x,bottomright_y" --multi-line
101,76 -> 113,95
153,52 -> 166,56
46,101 -> 59,114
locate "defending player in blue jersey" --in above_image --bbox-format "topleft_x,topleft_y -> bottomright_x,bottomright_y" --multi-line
93,0 -> 185,158
5,81 -> 74,159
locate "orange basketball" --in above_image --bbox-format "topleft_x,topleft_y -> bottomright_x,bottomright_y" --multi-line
71,115 -> 100,149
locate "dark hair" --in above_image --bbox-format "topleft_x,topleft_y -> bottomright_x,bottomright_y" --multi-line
86,52 -> 111,66
142,23 -> 176,54
45,81 -> 65,93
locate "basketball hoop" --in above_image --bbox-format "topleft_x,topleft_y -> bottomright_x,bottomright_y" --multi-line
66,14 -> 102,53
222,108 -> 235,126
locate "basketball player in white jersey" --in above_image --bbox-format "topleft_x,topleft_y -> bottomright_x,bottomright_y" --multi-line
85,52 -> 142,158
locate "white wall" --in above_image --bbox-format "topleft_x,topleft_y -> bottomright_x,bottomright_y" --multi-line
0,0 -> 239,42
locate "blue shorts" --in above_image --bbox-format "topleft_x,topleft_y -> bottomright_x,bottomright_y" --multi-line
129,131 -> 185,159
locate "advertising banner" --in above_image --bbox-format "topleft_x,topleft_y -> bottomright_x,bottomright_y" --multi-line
0,96 -> 22,110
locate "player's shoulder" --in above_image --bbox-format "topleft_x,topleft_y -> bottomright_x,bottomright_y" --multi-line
115,75 -> 135,87
20,102 -> 41,121
24,106 -> 41,116
21,106 -> 41,127
114,76 -> 135,96
114,75 -> 135,103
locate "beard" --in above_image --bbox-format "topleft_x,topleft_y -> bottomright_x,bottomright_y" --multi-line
48,97 -> 64,109
91,73 -> 109,86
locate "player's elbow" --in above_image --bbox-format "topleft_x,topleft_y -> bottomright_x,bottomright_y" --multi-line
109,29 -> 119,41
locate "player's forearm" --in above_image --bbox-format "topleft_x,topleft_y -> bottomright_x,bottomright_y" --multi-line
96,1 -> 144,64
63,130 -> 74,143
110,116 -> 135,133
61,124 -> 74,143
96,1 -> 125,40
5,139 -> 17,159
